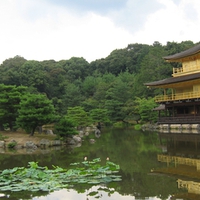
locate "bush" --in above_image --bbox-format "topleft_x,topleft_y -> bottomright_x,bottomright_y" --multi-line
54,116 -> 78,138
134,124 -> 142,130
113,121 -> 127,128
7,141 -> 17,149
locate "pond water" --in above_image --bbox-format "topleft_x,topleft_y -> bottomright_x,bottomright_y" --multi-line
0,127 -> 199,200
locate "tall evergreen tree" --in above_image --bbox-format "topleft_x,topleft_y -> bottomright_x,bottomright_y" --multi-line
0,84 -> 27,131
16,94 -> 56,136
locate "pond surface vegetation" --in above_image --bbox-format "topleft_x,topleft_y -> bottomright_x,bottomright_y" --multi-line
0,127 -> 199,200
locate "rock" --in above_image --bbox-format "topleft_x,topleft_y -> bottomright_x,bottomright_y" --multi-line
89,139 -> 96,144
52,140 -> 62,146
85,132 -> 89,136
74,143 -> 82,147
79,130 -> 84,137
46,130 -> 54,135
85,126 -> 96,132
67,139 -> 76,145
40,139 -> 50,147
15,144 -> 23,149
73,135 -> 82,143
95,129 -> 101,138
25,141 -> 37,149
0,141 -> 5,148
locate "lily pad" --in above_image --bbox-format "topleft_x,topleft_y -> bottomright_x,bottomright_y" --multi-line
0,158 -> 122,192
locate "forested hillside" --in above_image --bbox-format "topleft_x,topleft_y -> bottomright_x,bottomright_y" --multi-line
0,41 -> 197,127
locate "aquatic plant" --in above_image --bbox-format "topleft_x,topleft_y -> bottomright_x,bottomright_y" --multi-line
0,158 -> 121,192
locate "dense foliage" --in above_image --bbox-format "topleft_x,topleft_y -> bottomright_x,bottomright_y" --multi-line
16,93 -> 56,135
0,84 -> 27,131
0,41 -> 197,129
54,116 -> 78,138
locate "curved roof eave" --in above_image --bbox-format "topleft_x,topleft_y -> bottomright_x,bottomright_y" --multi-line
163,43 -> 200,61
144,72 -> 200,87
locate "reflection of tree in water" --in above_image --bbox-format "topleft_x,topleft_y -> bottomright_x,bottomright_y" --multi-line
86,128 -> 179,199
0,128 -> 185,199
116,170 -> 178,199
2,190 -> 49,199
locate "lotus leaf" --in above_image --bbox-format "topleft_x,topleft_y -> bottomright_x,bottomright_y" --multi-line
0,158 -> 121,192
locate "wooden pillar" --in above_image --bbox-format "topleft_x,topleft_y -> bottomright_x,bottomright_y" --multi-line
164,89 -> 166,100
172,89 -> 174,100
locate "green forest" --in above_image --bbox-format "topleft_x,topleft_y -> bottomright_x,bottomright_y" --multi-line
0,40 -> 198,134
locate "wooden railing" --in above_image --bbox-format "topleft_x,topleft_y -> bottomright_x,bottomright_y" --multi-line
177,179 -> 200,194
157,154 -> 200,169
158,155 -> 200,195
173,65 -> 200,76
173,67 -> 183,74
155,91 -> 200,102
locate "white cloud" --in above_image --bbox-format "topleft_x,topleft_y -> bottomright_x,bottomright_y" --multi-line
132,0 -> 200,45
0,0 -> 200,64
32,187 -> 168,200
0,0 -> 133,64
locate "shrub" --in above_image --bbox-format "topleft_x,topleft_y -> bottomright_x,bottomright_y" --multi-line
54,116 -> 78,138
7,141 -> 17,149
134,124 -> 142,130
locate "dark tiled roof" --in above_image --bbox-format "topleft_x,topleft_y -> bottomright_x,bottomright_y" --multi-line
163,43 -> 200,61
144,72 -> 200,87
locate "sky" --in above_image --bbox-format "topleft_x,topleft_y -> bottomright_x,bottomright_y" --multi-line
0,0 -> 200,64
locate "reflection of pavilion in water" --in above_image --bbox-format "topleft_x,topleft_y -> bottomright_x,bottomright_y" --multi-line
159,129 -> 200,152
155,131 -> 200,199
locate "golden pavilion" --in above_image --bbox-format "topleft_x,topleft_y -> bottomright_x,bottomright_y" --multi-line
145,43 -> 200,125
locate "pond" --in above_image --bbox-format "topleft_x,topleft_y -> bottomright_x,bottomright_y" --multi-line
0,127 -> 199,200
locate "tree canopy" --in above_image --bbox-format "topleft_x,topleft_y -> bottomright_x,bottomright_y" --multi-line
0,40 -> 197,128
16,93 -> 56,135
0,84 -> 27,131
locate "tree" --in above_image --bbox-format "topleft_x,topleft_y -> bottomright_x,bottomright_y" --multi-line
54,116 -> 78,138
93,73 -> 116,103
89,108 -> 110,125
16,94 -> 56,136
104,77 -> 132,122
82,76 -> 99,97
0,84 -> 27,131
134,97 -> 158,123
47,65 -> 67,98
105,49 -> 127,75
133,43 -> 170,98
19,60 -> 49,94
62,57 -> 90,81
66,106 -> 91,129
62,83 -> 84,112
0,56 -> 27,85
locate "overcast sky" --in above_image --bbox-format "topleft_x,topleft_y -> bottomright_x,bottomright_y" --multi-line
0,0 -> 200,64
